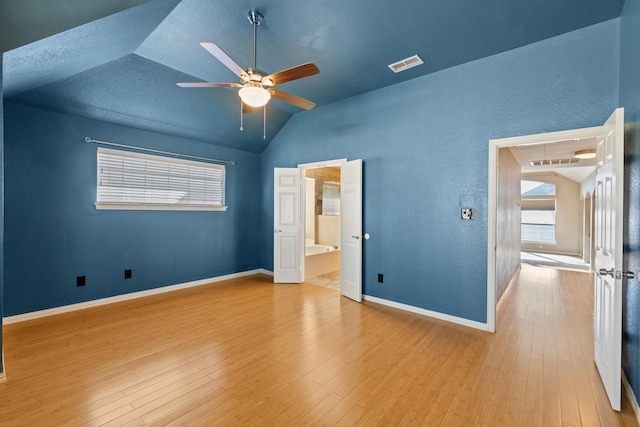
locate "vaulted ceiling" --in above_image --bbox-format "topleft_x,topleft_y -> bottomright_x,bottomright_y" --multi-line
1,0 -> 625,153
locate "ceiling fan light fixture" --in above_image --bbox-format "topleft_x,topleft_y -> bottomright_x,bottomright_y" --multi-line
239,85 -> 271,107
574,149 -> 596,159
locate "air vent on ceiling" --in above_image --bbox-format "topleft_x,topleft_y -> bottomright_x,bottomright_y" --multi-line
530,158 -> 580,166
388,55 -> 424,73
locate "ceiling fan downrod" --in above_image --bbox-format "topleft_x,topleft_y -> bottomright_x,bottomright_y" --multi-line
247,10 -> 263,69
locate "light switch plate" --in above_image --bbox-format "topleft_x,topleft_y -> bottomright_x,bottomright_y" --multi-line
461,208 -> 474,220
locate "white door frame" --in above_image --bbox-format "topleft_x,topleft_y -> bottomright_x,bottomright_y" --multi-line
487,125 -> 602,332
297,159 -> 348,280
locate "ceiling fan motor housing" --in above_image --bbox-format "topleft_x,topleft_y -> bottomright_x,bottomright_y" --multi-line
246,68 -> 272,84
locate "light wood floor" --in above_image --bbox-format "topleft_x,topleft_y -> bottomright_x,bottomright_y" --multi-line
0,265 -> 638,426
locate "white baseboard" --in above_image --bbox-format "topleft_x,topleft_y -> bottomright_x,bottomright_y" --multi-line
3,269 -> 267,324
2,268 -> 485,333
362,295 -> 489,331
623,371 -> 640,425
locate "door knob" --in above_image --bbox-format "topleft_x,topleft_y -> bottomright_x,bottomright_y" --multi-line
622,271 -> 636,279
352,235 -> 360,239
598,268 -> 614,278
274,229 -> 282,233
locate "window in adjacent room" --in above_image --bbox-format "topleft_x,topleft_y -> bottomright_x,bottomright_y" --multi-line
521,180 -> 556,243
321,181 -> 341,216
96,147 -> 227,211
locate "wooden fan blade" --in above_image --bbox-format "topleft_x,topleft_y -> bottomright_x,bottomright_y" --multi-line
177,82 -> 242,88
268,88 -> 315,110
200,42 -> 248,80
263,63 -> 319,86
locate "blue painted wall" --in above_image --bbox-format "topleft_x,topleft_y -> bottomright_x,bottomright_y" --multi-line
3,103 -> 262,316
261,19 -> 620,323
619,0 -> 640,403
0,67 -> 4,373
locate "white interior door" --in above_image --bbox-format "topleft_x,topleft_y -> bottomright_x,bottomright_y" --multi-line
274,168 -> 302,283
340,159 -> 363,301
594,108 -> 624,411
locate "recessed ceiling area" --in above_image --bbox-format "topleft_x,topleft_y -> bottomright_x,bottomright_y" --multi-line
509,137 -> 597,183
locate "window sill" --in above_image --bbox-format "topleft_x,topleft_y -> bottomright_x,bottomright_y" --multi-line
95,203 -> 228,212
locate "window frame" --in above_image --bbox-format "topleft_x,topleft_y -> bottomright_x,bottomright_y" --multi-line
95,147 -> 228,212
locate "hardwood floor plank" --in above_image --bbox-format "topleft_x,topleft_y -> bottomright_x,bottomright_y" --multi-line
502,374 -> 528,426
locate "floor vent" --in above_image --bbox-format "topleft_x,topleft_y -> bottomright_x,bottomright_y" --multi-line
388,55 -> 424,73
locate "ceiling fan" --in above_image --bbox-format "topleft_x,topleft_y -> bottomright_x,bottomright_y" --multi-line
177,10 -> 319,112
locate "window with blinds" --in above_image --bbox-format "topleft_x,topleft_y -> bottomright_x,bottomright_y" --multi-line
96,147 -> 227,211
521,180 -> 557,243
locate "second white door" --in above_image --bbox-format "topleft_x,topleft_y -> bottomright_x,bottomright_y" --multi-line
340,159 -> 363,302
593,108 -> 624,411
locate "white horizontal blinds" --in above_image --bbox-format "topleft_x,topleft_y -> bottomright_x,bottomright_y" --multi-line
97,147 -> 225,207
521,199 -> 555,211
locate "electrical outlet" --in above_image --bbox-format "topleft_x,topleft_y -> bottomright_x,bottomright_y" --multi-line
76,276 -> 86,287
378,273 -> 384,283
124,269 -> 132,279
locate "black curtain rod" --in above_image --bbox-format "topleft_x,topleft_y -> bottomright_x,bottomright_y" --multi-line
84,137 -> 235,165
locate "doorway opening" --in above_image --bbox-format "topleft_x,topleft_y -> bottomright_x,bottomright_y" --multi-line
488,124 -> 603,332
273,158 -> 362,301
303,166 -> 342,290
297,159 -> 347,292
491,109 -> 624,411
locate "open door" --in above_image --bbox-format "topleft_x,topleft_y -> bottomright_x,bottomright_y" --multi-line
274,168 -> 302,283
340,159 -> 363,301
594,108 -> 624,411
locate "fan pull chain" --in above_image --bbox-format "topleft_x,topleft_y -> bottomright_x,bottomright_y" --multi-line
263,105 -> 267,140
240,101 -> 244,131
